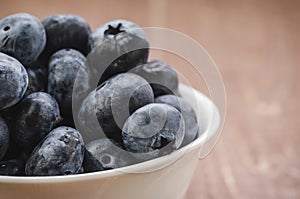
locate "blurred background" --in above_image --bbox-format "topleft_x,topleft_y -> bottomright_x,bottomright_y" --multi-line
1,0 -> 299,198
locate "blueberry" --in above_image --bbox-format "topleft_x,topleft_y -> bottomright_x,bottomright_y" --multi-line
0,159 -> 25,176
24,63 -> 47,96
155,95 -> 199,147
47,49 -> 90,124
76,73 -> 154,143
39,14 -> 91,65
122,103 -> 185,160
0,116 -> 9,160
86,138 -> 138,170
0,52 -> 28,109
88,19 -> 149,83
131,60 -> 179,97
5,92 -> 61,152
0,13 -> 46,65
82,147 -> 104,173
25,126 -> 85,176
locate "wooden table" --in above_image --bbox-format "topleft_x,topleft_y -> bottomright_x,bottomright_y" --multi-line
1,0 -> 300,198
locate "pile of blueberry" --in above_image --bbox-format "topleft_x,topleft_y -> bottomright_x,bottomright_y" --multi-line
0,13 -> 200,176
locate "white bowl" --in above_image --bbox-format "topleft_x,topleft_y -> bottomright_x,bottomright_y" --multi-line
0,84 -> 220,199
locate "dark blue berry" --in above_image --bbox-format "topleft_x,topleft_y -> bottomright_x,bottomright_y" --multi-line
155,95 -> 199,147
5,92 -> 61,152
0,116 -> 9,160
82,147 -> 104,173
0,13 -> 46,65
47,49 -> 90,123
28,59 -> 48,78
24,63 -> 47,96
88,19 -> 149,83
0,159 -> 25,176
0,52 -> 28,109
86,138 -> 138,170
39,14 -> 91,65
122,103 -> 185,160
25,126 -> 85,176
131,60 -> 179,97
76,73 -> 154,144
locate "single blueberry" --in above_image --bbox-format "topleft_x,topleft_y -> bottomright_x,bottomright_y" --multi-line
0,116 -> 9,160
88,19 -> 149,83
47,48 -> 90,124
0,13 -> 46,65
155,95 -> 199,147
38,14 -> 91,65
5,92 -> 61,152
82,147 -> 104,173
89,19 -> 148,49
130,60 -> 179,97
86,138 -> 138,170
25,126 -> 85,176
0,159 -> 25,176
76,73 -> 154,144
122,103 -> 185,160
0,52 -> 28,109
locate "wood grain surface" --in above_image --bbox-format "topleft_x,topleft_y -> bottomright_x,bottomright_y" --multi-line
1,0 -> 300,198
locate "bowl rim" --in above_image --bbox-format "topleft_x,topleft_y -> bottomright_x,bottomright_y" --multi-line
0,84 -> 220,184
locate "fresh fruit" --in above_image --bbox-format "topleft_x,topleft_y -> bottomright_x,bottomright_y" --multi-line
5,92 -> 61,152
88,19 -> 149,83
0,52 -> 28,110
0,14 -> 202,177
86,138 -> 138,170
24,63 -> 47,96
155,95 -> 199,147
82,147 -> 104,173
0,116 -> 9,160
39,14 -> 91,65
122,103 -> 185,160
25,126 -> 84,176
131,60 -> 179,97
48,48 -> 90,124
76,73 -> 154,143
0,13 -> 46,66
